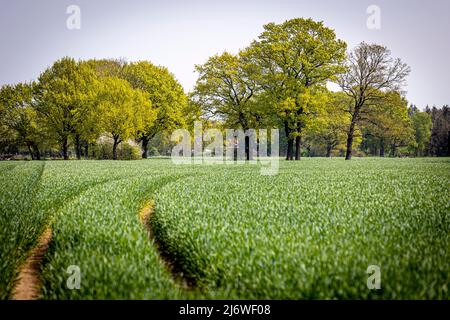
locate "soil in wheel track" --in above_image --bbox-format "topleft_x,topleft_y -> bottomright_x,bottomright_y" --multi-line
12,228 -> 52,300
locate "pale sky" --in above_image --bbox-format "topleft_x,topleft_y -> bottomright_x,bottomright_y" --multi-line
0,0 -> 449,109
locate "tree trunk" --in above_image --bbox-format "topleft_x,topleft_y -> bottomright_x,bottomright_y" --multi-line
27,143 -> 35,160
34,144 -> 41,160
90,143 -> 96,159
62,137 -> 69,160
391,144 -> 397,157
326,144 -> 332,158
141,136 -> 149,159
286,139 -> 293,160
84,142 -> 89,160
75,134 -> 82,160
112,136 -> 120,160
380,139 -> 385,157
294,121 -> 303,160
295,135 -> 302,160
284,121 -> 293,160
345,120 -> 356,160
345,105 -> 362,161
245,135 -> 250,161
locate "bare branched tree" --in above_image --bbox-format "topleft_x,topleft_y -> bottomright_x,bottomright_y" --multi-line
339,42 -> 410,160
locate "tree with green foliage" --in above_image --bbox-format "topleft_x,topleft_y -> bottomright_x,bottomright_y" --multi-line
338,42 -> 410,160
193,51 -> 265,160
33,57 -> 100,159
409,108 -> 432,156
96,77 -> 155,160
122,61 -> 187,158
362,91 -> 413,157
0,83 -> 44,159
307,91 -> 351,157
248,18 -> 347,160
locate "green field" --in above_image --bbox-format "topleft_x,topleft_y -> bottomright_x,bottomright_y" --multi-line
0,158 -> 449,299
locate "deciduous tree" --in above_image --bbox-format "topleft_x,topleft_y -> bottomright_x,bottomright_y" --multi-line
193,51 -> 264,160
122,61 -> 187,158
307,92 -> 351,157
338,42 -> 410,160
97,77 -> 155,160
33,57 -> 100,159
248,18 -> 347,160
0,83 -> 43,159
408,106 -> 432,156
362,91 -> 413,157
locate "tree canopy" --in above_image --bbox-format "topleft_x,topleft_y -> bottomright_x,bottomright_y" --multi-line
245,18 -> 347,160
97,77 -> 155,160
122,61 -> 187,158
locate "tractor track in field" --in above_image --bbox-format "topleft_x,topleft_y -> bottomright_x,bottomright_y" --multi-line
11,172 -> 196,299
139,200 -> 196,290
12,227 -> 52,300
11,162 -> 48,300
10,172 -> 143,300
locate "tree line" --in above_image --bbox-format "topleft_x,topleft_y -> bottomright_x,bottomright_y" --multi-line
0,59 -> 188,160
1,18 -> 449,160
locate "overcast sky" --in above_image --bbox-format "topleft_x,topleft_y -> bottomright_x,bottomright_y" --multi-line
0,0 -> 449,108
